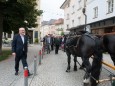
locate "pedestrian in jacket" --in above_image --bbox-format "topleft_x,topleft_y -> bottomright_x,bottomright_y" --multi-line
12,27 -> 31,76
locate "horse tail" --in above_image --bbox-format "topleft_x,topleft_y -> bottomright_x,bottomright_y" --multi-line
90,43 -> 103,86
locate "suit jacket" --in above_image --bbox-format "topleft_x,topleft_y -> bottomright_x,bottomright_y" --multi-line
12,34 -> 28,57
54,38 -> 61,46
51,37 -> 54,45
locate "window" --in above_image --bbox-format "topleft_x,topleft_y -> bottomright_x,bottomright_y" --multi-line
72,20 -> 74,27
107,0 -> 114,13
93,7 -> 98,18
78,0 -> 82,10
78,17 -> 81,25
34,31 -> 38,38
67,3 -> 70,7
67,24 -> 69,29
67,14 -> 69,20
8,34 -> 11,38
72,5 -> 75,14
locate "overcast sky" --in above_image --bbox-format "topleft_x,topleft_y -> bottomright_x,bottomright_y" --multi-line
41,0 -> 65,21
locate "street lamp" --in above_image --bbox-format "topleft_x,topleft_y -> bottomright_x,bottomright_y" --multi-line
82,7 -> 87,31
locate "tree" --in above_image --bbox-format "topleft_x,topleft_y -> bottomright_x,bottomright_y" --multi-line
0,0 -> 43,54
61,31 -> 64,36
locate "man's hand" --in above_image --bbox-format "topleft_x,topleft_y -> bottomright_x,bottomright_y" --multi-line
12,53 -> 16,57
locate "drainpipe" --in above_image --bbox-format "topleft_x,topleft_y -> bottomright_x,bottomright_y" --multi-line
82,0 -> 87,31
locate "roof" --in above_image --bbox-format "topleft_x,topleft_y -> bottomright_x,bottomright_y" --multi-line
41,19 -> 56,26
54,18 -> 64,25
60,0 -> 70,9
67,25 -> 85,31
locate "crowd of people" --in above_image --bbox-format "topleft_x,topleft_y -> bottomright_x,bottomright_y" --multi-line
42,34 -> 67,54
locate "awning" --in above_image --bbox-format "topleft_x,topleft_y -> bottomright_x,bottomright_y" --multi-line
67,25 -> 85,31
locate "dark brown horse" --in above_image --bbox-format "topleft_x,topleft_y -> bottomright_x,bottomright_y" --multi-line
65,32 -> 115,86
65,33 -> 103,86
102,34 -> 115,65
65,35 -> 85,72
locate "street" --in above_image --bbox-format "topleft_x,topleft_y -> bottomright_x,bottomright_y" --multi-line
0,45 -> 114,86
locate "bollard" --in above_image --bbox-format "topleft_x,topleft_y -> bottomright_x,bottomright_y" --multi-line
24,67 -> 28,86
41,48 -> 44,59
34,55 -> 37,76
42,47 -> 44,55
39,50 -> 41,65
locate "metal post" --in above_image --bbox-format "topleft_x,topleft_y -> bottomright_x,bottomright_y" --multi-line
84,14 -> 87,31
41,48 -> 44,59
24,67 -> 28,86
82,7 -> 87,31
34,56 -> 37,76
39,50 -> 41,65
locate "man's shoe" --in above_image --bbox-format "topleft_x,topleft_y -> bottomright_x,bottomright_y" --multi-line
15,72 -> 18,75
28,73 -> 33,76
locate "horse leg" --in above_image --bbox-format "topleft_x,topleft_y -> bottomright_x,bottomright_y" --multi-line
83,58 -> 91,84
79,57 -> 85,69
90,52 -> 102,86
66,54 -> 71,72
73,56 -> 77,71
110,53 -> 115,65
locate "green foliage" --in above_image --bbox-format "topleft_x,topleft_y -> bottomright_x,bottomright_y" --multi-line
0,0 -> 43,33
0,49 -> 11,61
61,31 -> 64,36
34,38 -> 39,44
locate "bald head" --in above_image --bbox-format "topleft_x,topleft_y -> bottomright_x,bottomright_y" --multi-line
19,27 -> 25,35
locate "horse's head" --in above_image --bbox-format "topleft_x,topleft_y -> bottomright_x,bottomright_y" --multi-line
65,36 -> 78,47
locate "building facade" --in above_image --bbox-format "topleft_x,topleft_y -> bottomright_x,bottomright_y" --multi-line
61,0 -> 115,35
54,18 -> 64,35
60,0 -> 86,33
86,0 -> 115,35
40,19 -> 57,38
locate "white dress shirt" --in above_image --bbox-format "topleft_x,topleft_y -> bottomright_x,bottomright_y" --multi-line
20,35 -> 24,44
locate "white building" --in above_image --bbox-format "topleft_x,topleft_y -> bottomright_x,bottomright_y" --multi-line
86,0 -> 115,35
61,0 -> 115,35
54,18 -> 64,35
60,0 -> 86,33
40,19 -> 56,38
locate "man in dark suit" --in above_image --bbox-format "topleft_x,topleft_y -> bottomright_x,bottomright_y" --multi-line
12,27 -> 31,76
54,36 -> 61,54
50,35 -> 54,51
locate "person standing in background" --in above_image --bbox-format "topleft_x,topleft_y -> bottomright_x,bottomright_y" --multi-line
50,34 -> 54,51
45,34 -> 51,54
54,36 -> 61,54
12,27 -> 31,76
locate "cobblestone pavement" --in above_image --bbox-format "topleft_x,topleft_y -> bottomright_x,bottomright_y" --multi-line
0,45 -> 114,86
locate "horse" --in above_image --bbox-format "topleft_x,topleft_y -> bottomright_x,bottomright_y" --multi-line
102,34 -> 115,65
89,34 -> 115,86
65,32 -> 103,86
65,35 -> 85,72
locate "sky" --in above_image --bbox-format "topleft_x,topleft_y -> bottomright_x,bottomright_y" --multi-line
41,0 -> 65,21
